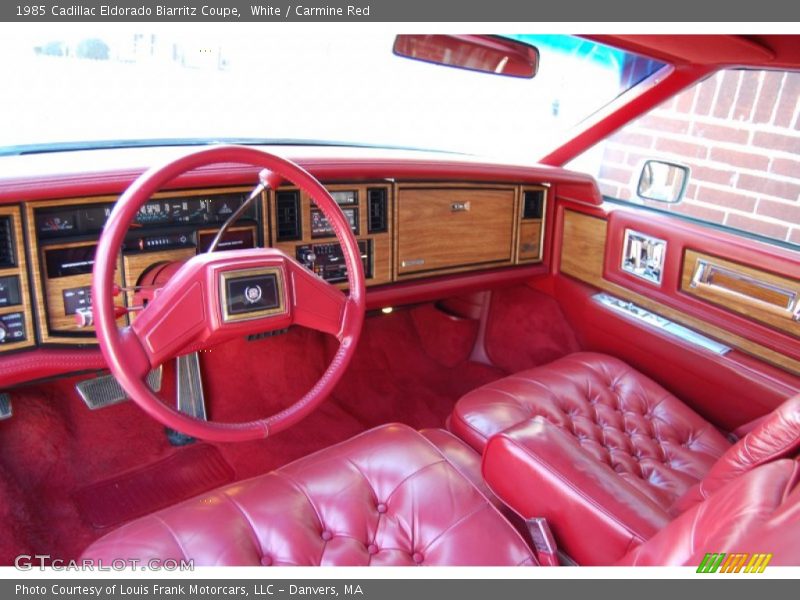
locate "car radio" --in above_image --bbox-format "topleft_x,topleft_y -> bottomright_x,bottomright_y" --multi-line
296,240 -> 372,283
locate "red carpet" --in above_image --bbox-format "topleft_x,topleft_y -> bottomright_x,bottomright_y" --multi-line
0,290 -> 579,562
485,285 -> 580,373
73,444 -> 235,529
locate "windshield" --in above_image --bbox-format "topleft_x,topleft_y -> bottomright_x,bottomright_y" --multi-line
0,27 -> 664,162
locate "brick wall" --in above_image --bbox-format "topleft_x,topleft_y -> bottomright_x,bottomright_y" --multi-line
595,70 -> 800,245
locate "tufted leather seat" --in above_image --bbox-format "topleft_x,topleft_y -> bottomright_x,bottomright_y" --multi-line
451,352 -> 731,510
454,351 -> 800,565
82,424 -> 535,566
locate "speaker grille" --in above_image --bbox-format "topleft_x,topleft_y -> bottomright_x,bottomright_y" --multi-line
0,217 -> 15,268
275,191 -> 301,241
367,188 -> 388,234
522,190 -> 544,220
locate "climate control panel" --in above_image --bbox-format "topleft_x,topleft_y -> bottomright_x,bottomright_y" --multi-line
296,240 -> 372,283
271,183 -> 393,288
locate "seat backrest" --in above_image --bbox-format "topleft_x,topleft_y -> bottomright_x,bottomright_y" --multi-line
672,395 -> 800,514
619,458 -> 800,566
81,424 -> 536,566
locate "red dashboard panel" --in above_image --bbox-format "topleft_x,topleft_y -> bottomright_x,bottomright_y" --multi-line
0,151 -> 585,386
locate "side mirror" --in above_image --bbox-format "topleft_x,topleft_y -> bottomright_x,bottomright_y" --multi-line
393,35 -> 539,79
637,160 -> 690,204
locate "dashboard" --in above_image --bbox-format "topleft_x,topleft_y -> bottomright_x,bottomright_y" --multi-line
0,175 -> 549,360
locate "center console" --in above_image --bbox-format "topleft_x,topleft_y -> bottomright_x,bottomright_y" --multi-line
270,183 -> 393,287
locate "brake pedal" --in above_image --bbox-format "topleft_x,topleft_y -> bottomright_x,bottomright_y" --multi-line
0,393 -> 12,420
167,352 -> 207,446
76,367 -> 163,410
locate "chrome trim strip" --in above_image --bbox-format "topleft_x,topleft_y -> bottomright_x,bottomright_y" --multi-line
594,293 -> 730,355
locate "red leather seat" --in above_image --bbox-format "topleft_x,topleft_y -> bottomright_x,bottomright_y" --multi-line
618,458 -> 800,566
82,424 -> 535,566
452,352 -> 732,510
459,352 -> 800,564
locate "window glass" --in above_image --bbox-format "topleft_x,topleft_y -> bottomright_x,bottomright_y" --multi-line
0,29 -> 663,163
571,69 -> 800,247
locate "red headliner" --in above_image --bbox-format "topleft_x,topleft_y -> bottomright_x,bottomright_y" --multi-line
591,34 -> 800,69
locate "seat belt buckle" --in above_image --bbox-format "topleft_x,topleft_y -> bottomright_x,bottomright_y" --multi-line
526,517 -> 559,566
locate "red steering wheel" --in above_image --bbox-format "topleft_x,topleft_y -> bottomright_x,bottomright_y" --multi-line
92,146 -> 366,442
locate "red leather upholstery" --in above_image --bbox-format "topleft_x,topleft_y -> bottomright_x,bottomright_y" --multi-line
419,428 -> 503,512
672,395 -> 800,513
421,428 -> 527,535
463,352 -> 800,565
452,352 -> 731,509
619,459 -> 800,566
485,422 -> 800,566
483,419 -> 671,565
82,424 -> 535,566
732,469 -> 800,566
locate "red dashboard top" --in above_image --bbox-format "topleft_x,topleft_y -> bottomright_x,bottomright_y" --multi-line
0,145 -> 599,205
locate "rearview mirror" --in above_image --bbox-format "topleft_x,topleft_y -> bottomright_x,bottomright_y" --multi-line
393,35 -> 539,79
637,160 -> 690,204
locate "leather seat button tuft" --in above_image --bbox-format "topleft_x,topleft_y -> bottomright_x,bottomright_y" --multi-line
321,530 -> 333,541
367,544 -> 379,555
412,552 -> 424,564
376,503 -> 387,514
261,556 -> 273,566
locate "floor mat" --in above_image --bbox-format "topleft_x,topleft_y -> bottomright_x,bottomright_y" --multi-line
73,444 -> 234,529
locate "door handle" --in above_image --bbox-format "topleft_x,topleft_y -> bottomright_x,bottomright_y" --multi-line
690,258 -> 799,320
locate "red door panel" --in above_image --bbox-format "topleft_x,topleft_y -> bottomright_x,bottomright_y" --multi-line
552,201 -> 800,430
550,275 -> 798,431
603,209 -> 800,360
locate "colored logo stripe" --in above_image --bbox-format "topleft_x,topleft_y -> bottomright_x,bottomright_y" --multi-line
745,553 -> 772,573
697,553 -> 726,573
697,553 -> 772,573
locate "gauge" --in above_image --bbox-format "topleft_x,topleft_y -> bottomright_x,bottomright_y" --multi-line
212,199 -> 236,217
38,213 -> 76,234
167,200 -> 189,220
135,202 -> 170,224
79,206 -> 112,232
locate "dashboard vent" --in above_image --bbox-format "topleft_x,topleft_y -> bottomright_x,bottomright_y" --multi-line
367,188 -> 388,234
0,217 -> 15,268
522,190 -> 544,220
275,191 -> 301,241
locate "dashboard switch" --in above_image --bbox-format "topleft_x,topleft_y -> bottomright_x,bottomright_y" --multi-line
0,312 -> 26,343
75,307 -> 94,328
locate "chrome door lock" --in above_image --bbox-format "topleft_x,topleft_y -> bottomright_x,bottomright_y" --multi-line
621,229 -> 667,285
